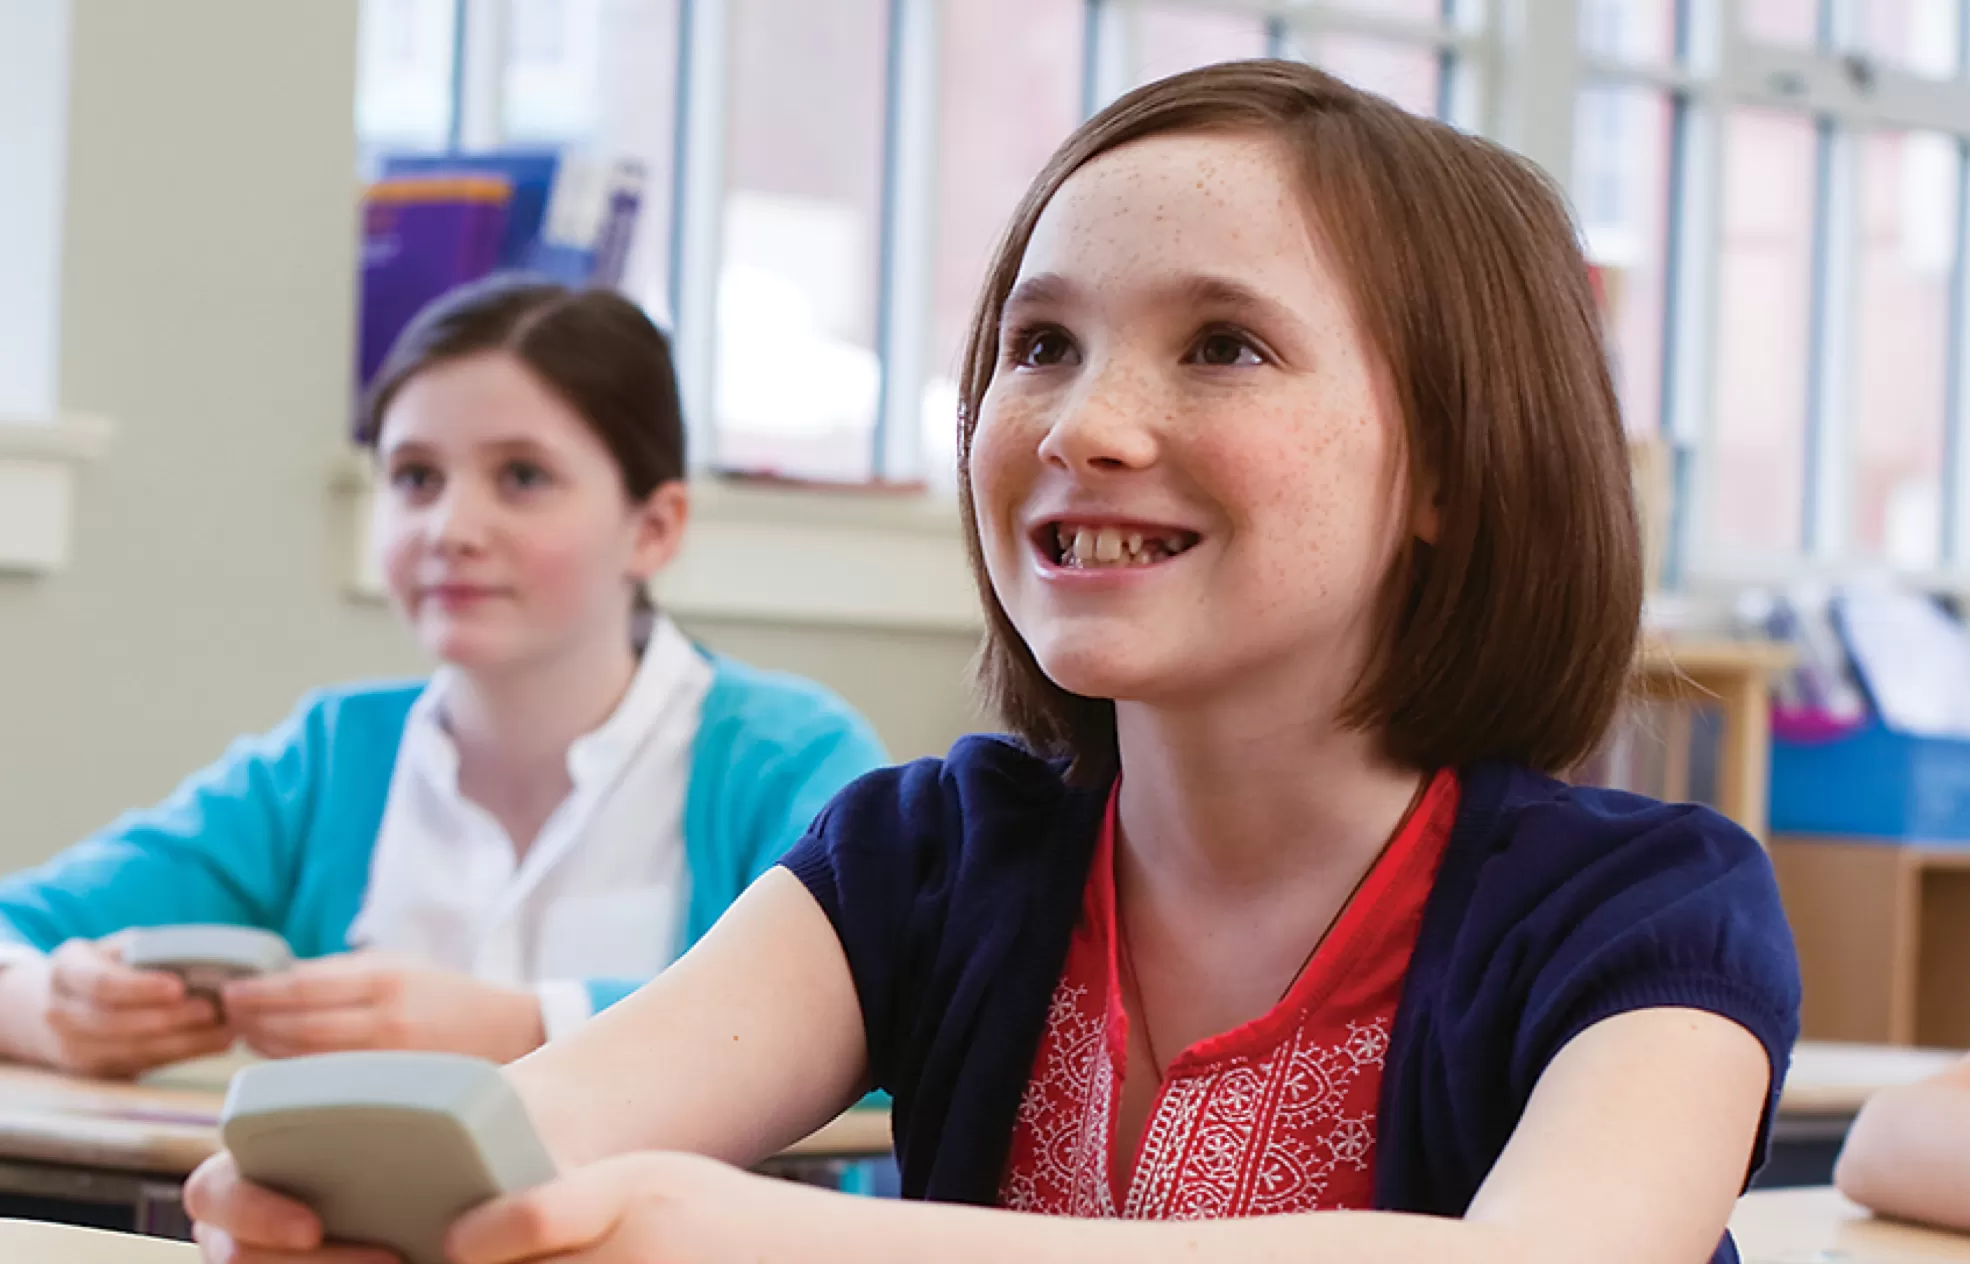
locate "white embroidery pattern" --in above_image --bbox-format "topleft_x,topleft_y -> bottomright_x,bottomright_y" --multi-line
1002,974 -> 1390,1220
1001,983 -> 1118,1216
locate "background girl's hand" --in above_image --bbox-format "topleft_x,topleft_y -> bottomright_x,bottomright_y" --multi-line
0,933 -> 233,1077
183,1150 -> 399,1264
223,951 -> 545,1063
447,1151 -> 813,1264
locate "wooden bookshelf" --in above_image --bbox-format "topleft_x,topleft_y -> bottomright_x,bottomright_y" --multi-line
1772,836 -> 1970,1045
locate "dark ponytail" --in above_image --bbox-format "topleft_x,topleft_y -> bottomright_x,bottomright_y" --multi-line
361,275 -> 687,649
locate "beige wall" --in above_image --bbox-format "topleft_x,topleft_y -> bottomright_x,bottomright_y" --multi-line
681,618 -> 986,766
0,0 -> 981,874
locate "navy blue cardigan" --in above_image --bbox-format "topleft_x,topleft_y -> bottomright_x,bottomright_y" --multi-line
783,738 -> 1801,1259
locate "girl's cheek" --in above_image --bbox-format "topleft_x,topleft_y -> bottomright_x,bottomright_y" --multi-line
377,517 -> 424,608
514,524 -> 621,609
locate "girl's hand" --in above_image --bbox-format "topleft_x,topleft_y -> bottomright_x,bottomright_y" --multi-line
447,1151 -> 809,1264
183,1150 -> 398,1264
223,952 -> 545,1063
0,934 -> 234,1077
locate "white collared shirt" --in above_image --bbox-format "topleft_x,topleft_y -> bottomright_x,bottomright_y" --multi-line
348,615 -> 711,1041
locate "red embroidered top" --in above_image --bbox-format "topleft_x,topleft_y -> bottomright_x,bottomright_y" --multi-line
998,769 -> 1461,1220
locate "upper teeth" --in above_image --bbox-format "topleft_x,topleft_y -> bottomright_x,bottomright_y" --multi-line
1057,525 -> 1191,568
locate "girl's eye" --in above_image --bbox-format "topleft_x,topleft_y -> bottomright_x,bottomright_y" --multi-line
1189,329 -> 1266,368
501,461 -> 553,492
1009,326 -> 1080,369
389,463 -> 439,495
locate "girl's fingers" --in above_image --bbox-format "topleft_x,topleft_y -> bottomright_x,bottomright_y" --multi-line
225,962 -> 378,1013
229,1004 -> 379,1056
51,991 -> 218,1039
446,1173 -> 621,1264
52,939 -> 185,1008
191,1222 -> 403,1264
184,1155 -> 326,1253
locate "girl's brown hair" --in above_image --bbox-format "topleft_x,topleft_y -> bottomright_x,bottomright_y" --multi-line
359,275 -> 687,629
956,60 -> 1642,782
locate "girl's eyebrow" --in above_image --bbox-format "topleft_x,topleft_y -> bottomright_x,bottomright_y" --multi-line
1005,270 -> 1308,337
477,436 -> 556,458
1004,272 -> 1077,312
379,437 -> 434,461
1164,273 -> 1303,332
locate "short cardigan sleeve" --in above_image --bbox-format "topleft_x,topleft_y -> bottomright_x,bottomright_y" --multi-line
776,735 -> 1103,1135
778,755 -> 960,1093
1506,800 -> 1803,1179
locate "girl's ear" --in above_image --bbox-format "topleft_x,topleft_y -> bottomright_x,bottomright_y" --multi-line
629,481 -> 691,583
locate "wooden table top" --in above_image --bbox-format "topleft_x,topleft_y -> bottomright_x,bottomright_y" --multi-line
1733,1188 -> 1970,1262
1637,637 -> 1797,679
0,1220 -> 196,1262
0,1036 -> 1920,1182
3,1185 -> 1961,1262
0,1056 -> 892,1178
1780,1041 -> 1964,1116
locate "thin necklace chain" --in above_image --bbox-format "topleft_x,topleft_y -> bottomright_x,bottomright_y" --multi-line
1117,776 -> 1430,1086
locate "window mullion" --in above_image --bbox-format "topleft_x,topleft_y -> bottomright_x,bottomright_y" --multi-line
665,0 -> 729,470
1946,141 -> 1970,564
454,0 -> 510,149
1082,0 -> 1133,117
872,0 -> 938,482
1802,119 -> 1860,560
1666,94 -> 1724,585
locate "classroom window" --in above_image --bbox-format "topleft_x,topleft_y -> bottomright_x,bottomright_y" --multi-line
1710,109 -> 1819,559
502,0 -> 605,144
589,0 -> 679,324
350,0 -> 1970,586
1849,130 -> 1958,569
1853,0 -> 1964,80
1321,0 -> 1446,19
1579,0 -> 1680,63
355,0 -> 457,154
1575,83 -> 1677,434
713,0 -> 891,482
1129,4 -> 1270,88
927,0 -> 1085,490
1290,33 -> 1444,118
1741,0 -> 1824,47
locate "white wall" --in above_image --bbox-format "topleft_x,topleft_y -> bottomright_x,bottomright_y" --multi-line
0,0 -> 982,872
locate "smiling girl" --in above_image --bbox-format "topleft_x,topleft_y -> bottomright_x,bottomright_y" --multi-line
0,278 -> 885,1077
189,61 -> 1798,1264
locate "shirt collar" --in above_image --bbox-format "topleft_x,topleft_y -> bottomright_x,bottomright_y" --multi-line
565,615 -> 710,786
402,615 -> 713,802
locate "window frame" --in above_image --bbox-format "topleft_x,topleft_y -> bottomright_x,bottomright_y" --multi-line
360,0 -> 1970,600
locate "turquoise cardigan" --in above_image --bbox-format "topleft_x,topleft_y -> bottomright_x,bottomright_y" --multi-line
0,655 -> 887,1014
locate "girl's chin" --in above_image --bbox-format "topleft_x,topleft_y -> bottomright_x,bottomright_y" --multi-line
418,623 -> 522,672
1031,643 -> 1166,703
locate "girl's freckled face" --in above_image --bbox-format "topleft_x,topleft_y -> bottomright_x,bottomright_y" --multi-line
968,130 -> 1413,708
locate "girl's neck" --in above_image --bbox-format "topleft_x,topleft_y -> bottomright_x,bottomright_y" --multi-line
442,629 -> 641,787
1113,693 -> 1425,900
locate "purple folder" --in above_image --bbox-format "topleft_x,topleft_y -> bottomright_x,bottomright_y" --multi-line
356,174 -> 512,413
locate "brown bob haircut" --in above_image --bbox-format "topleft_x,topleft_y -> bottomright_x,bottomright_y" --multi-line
956,60 -> 1642,783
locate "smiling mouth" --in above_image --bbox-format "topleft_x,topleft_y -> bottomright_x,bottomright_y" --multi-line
1041,523 -> 1202,569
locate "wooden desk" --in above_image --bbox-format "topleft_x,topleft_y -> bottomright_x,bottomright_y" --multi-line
0,1219 -> 195,1261
1634,638 -> 1794,844
1781,1041 -> 1964,1117
1733,1187 -> 1970,1261
0,1060 -> 893,1174
0,1058 -> 893,1236
1758,1041 -> 1964,1189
